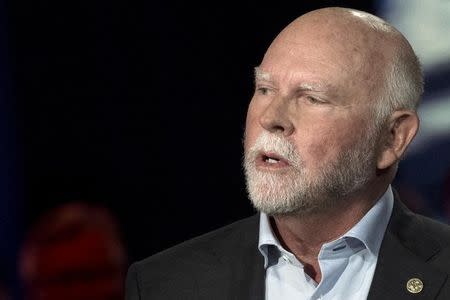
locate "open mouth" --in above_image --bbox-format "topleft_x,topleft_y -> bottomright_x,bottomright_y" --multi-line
263,154 -> 280,164
257,152 -> 290,169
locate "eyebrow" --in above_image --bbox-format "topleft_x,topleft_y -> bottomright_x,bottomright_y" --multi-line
254,67 -> 271,82
254,67 -> 331,93
296,82 -> 329,92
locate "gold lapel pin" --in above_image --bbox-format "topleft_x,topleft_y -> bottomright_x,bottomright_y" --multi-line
406,278 -> 424,294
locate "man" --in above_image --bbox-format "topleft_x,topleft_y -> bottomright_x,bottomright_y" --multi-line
126,7 -> 450,299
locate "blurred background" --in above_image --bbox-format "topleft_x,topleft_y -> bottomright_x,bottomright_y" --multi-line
1,0 -> 449,299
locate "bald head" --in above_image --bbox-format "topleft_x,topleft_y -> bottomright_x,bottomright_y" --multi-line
260,7 -> 423,124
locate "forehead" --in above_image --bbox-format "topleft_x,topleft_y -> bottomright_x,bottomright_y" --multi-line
257,13 -> 392,97
258,32 -> 384,100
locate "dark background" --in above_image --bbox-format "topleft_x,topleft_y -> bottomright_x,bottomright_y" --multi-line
9,0 -> 376,263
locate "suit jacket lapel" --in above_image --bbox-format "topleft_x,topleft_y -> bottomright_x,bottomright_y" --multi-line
367,197 -> 448,299
232,214 -> 265,300
209,214 -> 265,300
233,245 -> 265,300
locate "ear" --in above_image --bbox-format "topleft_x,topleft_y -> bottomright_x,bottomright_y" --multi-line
377,110 -> 419,170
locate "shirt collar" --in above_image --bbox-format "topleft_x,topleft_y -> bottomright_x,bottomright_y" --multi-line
345,185 -> 394,256
258,185 -> 394,268
258,209 -> 283,268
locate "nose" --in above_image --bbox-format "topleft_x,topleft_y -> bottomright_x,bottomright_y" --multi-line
258,98 -> 294,136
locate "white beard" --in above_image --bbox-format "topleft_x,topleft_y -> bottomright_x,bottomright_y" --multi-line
243,130 -> 378,216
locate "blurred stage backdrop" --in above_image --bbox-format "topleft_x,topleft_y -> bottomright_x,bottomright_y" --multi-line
1,0 -> 449,299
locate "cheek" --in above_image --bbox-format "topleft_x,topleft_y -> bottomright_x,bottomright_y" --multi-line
299,117 -> 365,165
244,100 -> 262,150
300,131 -> 337,168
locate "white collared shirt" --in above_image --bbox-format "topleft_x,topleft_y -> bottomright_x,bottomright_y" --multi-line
258,186 -> 394,300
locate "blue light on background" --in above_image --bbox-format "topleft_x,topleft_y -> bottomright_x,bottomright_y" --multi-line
378,0 -> 450,222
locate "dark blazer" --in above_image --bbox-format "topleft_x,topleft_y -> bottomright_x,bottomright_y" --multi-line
126,198 -> 450,299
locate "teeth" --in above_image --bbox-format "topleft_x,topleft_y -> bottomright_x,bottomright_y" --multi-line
267,158 -> 279,164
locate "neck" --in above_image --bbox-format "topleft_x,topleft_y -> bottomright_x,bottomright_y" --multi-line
270,184 -> 388,283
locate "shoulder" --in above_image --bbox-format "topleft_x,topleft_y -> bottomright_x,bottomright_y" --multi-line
395,203 -> 450,271
136,213 -> 259,268
414,213 -> 450,242
413,212 -> 450,261
126,214 -> 260,296
390,192 -> 450,247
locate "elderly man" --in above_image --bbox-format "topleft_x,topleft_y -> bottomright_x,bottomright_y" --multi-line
126,7 -> 450,300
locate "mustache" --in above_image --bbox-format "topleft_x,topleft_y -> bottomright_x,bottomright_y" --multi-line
245,131 -> 302,168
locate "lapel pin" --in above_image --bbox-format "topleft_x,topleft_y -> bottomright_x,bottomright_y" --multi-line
406,278 -> 424,294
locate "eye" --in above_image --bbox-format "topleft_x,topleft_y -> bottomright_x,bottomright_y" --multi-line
306,96 -> 325,104
256,87 -> 270,96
